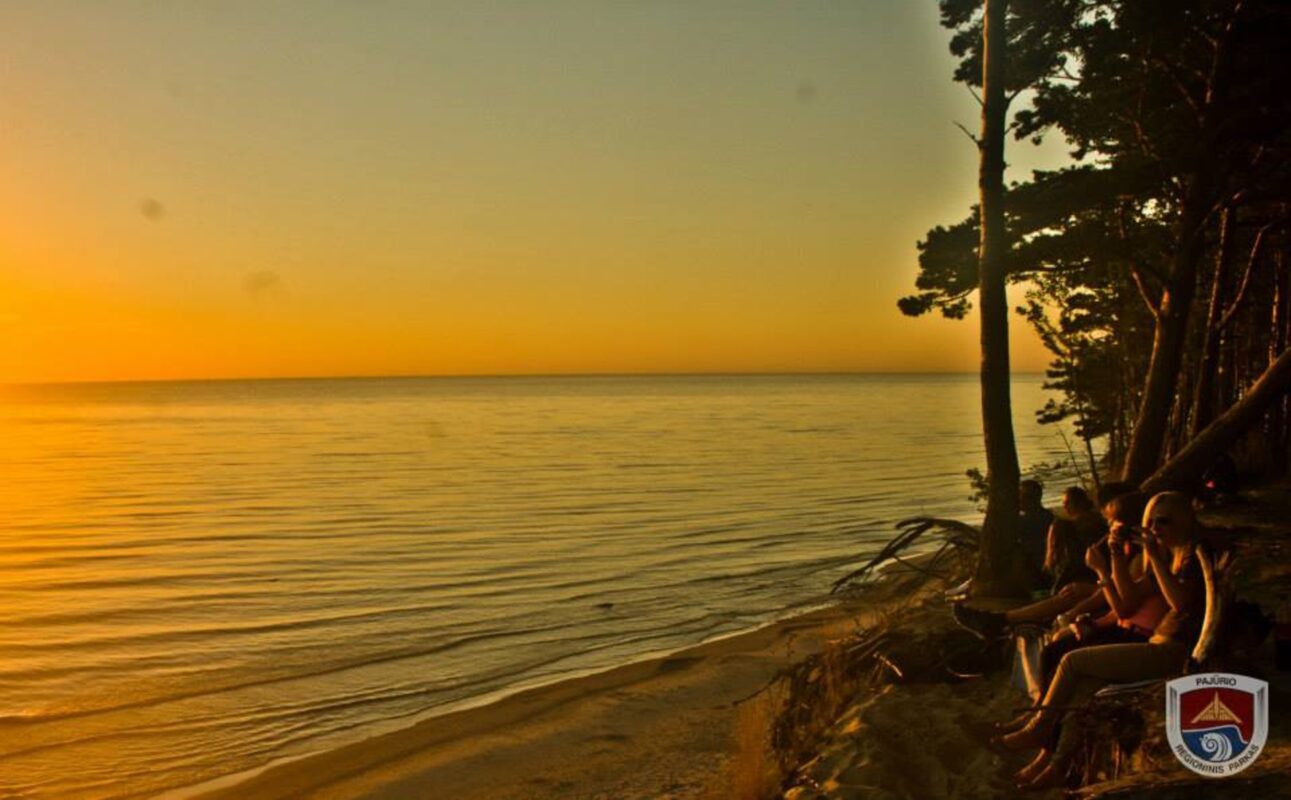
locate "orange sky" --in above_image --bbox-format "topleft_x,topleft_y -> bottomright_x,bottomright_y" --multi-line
0,2 -> 1066,383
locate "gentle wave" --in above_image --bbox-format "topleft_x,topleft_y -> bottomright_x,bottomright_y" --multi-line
0,374 -> 1086,798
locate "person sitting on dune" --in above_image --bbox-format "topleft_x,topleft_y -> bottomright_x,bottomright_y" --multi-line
997,491 -> 1207,791
1016,479 -> 1055,594
1044,486 -> 1106,592
952,486 -> 1142,638
993,491 -> 1166,733
1037,493 -> 1165,676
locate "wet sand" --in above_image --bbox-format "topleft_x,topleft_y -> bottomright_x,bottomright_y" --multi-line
196,570 -> 931,800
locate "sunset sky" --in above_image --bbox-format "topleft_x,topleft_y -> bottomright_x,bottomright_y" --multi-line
1,1 -> 1069,383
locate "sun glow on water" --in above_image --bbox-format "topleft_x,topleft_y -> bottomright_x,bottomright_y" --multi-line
0,375 -> 1085,797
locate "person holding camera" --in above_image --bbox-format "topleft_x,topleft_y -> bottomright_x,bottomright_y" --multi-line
998,492 -> 1207,790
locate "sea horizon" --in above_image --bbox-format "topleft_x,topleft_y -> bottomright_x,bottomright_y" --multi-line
3,369 -> 1050,390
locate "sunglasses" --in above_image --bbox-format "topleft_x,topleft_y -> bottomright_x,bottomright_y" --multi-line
1148,516 -> 1173,527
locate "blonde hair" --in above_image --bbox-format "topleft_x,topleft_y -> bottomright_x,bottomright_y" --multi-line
1142,491 -> 1198,571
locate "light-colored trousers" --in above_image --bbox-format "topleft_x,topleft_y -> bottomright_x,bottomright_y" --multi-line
1043,640 -> 1188,713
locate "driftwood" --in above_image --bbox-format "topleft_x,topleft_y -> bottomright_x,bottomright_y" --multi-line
1190,541 -> 1237,668
830,516 -> 980,595
769,626 -> 893,775
772,604 -> 1009,794
1142,344 -> 1291,493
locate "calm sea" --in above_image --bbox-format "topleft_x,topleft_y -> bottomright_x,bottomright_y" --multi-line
0,374 -> 1086,797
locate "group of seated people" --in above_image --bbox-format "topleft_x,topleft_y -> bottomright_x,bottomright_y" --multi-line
952,481 -> 1210,790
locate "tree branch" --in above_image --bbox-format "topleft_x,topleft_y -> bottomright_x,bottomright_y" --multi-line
953,121 -> 981,146
1129,263 -> 1164,319
1148,54 -> 1205,125
1217,222 -> 1274,330
1116,201 -> 1164,318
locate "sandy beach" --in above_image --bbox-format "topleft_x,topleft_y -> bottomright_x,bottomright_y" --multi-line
199,488 -> 1291,800
193,568 -> 930,800
193,607 -> 854,799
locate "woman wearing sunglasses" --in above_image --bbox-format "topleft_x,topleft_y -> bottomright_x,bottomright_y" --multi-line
997,491 -> 1206,790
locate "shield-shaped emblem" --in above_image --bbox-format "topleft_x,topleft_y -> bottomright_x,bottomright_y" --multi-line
1166,673 -> 1268,777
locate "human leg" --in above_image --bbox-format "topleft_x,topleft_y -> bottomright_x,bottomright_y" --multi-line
1014,747 -> 1051,785
955,583 -> 1100,639
1056,640 -> 1188,686
1040,626 -> 1146,688
1001,641 -> 1187,749
995,620 -> 1139,735
1005,582 -> 1097,625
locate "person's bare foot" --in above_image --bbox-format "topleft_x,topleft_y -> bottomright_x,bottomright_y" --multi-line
1013,747 -> 1050,784
997,723 -> 1047,751
1017,760 -> 1063,791
994,709 -> 1035,734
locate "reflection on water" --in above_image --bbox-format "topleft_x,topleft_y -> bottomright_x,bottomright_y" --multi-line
0,374 -> 1083,797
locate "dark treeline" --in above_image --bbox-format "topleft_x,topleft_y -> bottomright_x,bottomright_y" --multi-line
904,0 -> 1291,493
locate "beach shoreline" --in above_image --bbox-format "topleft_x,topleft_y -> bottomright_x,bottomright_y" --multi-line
140,486 -> 1291,799
190,562 -> 935,800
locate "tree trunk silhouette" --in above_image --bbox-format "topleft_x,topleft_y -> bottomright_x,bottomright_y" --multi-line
1142,345 -> 1291,494
972,0 -> 1022,596
1121,6 -> 1240,485
1122,176 -> 1219,483
1270,249 -> 1289,474
1189,208 -> 1236,441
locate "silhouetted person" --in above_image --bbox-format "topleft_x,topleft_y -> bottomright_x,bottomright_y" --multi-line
1044,486 -> 1104,592
953,485 -> 1127,638
1017,479 -> 1054,594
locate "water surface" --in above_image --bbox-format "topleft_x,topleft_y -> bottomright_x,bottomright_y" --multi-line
0,374 -> 1085,797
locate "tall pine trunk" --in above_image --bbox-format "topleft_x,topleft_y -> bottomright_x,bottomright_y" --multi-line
1121,174 -> 1213,484
1121,7 -> 1239,484
1270,249 -> 1289,473
1189,208 -> 1235,440
973,0 -> 1022,595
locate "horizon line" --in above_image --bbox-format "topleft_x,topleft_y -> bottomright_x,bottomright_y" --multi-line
3,369 -> 1051,389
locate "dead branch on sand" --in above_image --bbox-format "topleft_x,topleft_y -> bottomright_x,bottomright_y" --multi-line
830,517 -> 979,595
